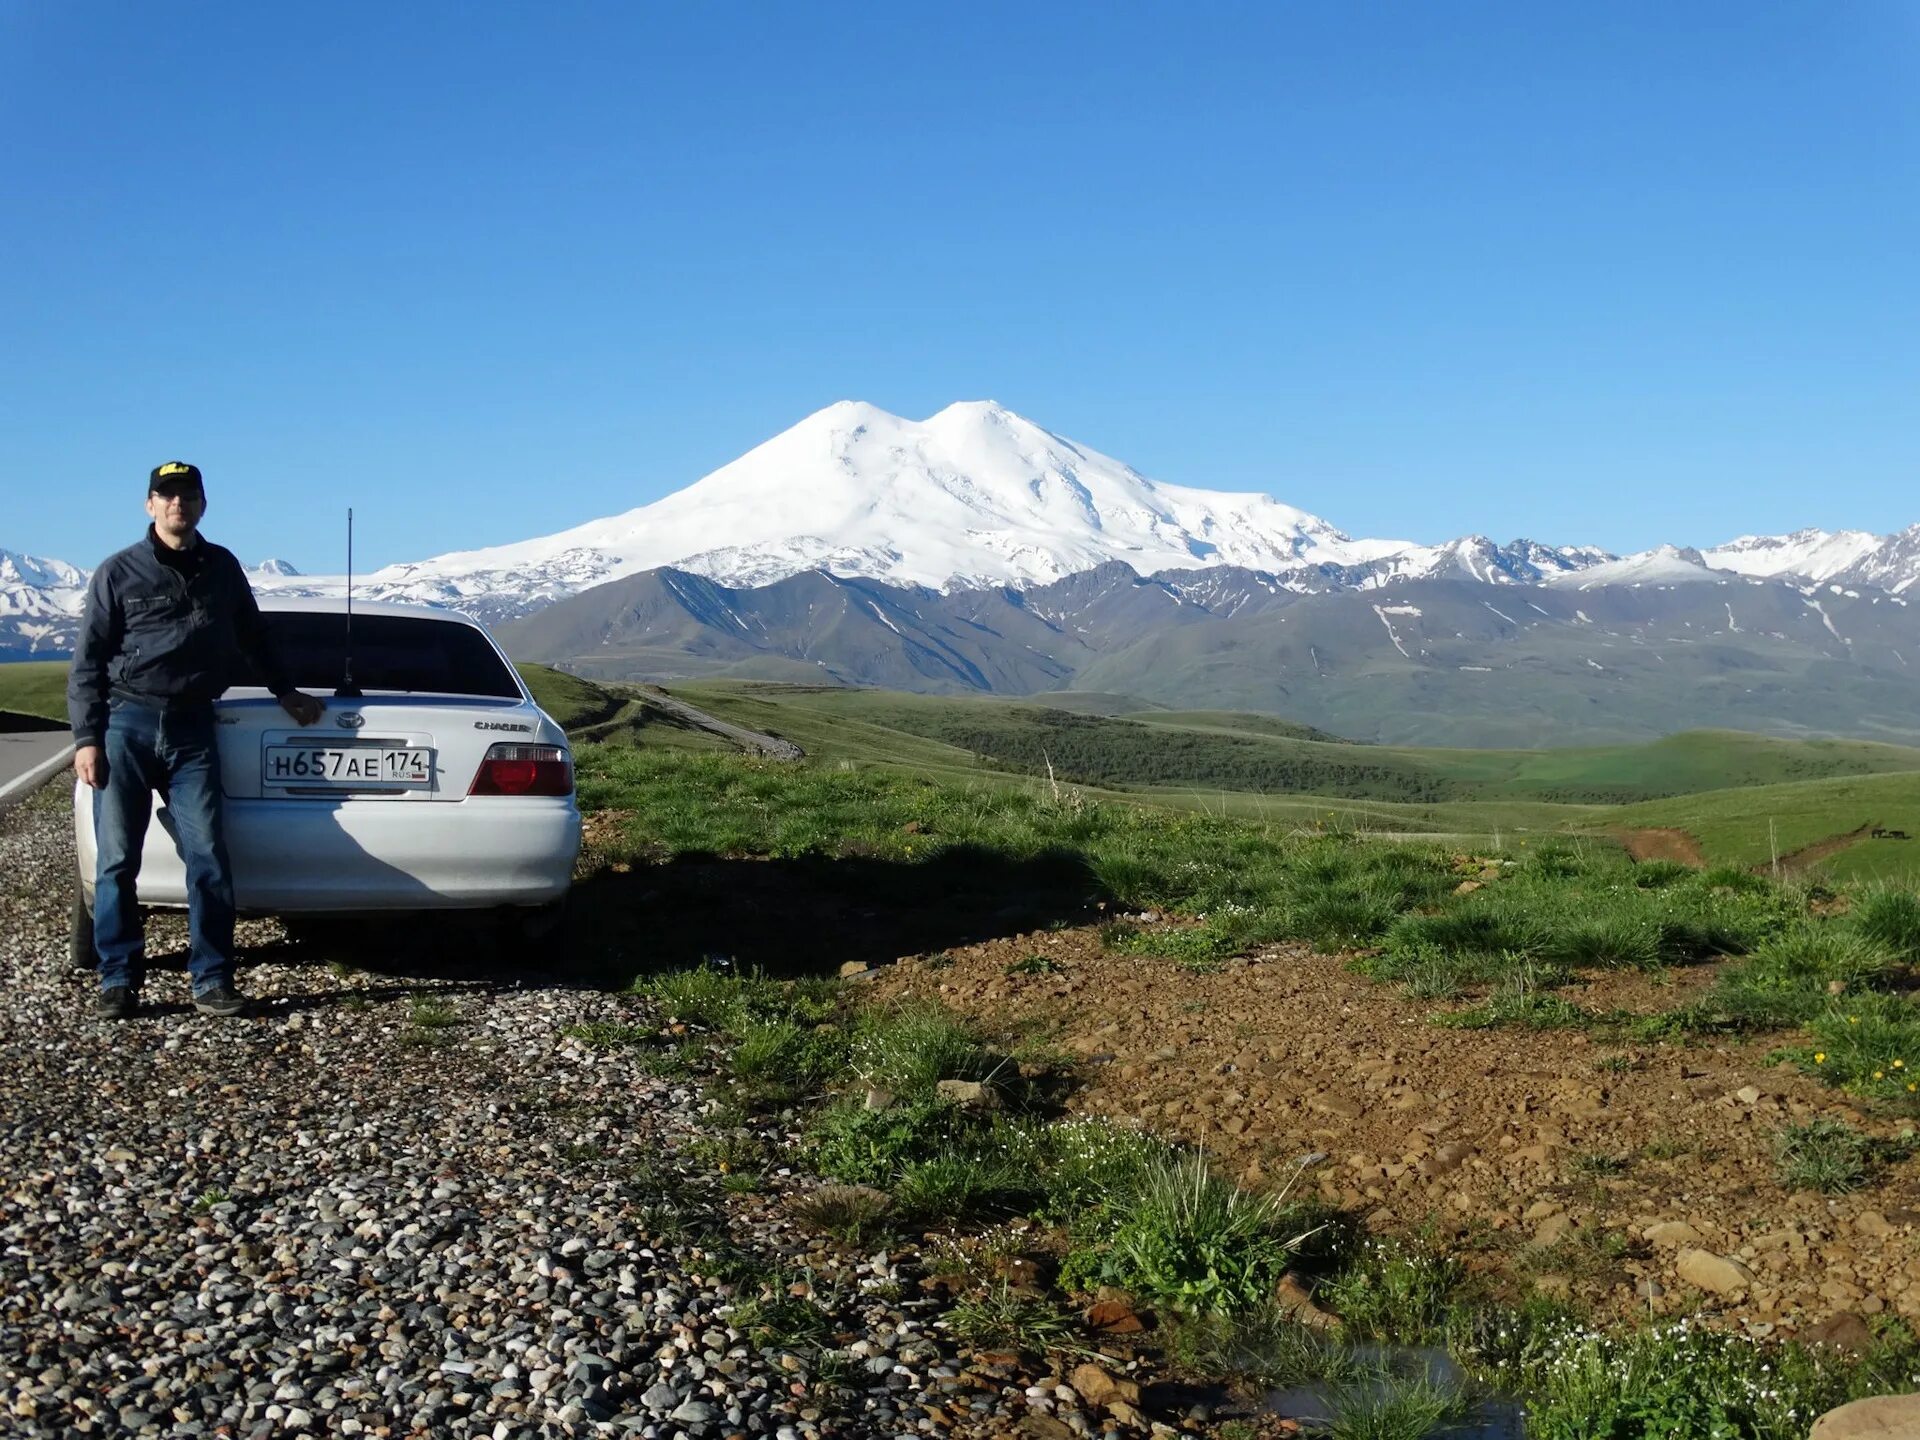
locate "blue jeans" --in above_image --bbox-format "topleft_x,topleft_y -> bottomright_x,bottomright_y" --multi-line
93,699 -> 235,996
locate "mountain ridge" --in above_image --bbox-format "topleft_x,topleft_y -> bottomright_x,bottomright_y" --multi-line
4,400 -> 1917,662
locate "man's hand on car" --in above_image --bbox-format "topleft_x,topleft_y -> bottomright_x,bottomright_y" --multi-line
279,691 -> 325,726
74,744 -> 107,790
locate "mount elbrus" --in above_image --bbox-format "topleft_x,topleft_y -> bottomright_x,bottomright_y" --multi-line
5,402 -> 1917,744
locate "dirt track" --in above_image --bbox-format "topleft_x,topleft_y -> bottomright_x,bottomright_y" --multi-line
1775,823 -> 1877,877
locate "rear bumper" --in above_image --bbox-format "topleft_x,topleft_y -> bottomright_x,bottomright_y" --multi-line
75,786 -> 581,913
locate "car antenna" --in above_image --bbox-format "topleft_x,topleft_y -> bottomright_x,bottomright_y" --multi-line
336,507 -> 362,698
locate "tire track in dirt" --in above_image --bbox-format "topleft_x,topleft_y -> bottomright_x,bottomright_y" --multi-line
1772,822 -> 1876,877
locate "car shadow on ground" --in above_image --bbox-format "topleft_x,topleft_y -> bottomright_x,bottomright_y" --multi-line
194,844 -> 1106,997
563,842 -> 1110,983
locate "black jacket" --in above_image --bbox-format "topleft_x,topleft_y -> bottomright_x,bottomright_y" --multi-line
67,527 -> 293,747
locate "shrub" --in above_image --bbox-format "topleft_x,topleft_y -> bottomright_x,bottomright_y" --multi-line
805,1097 -> 957,1186
1801,994 -> 1920,1097
789,1184 -> 894,1245
1287,887 -> 1401,952
893,1154 -> 1039,1222
1631,860 -> 1695,889
1327,1374 -> 1470,1440
1773,1118 -> 1875,1194
942,1284 -> 1081,1354
1090,1151 -> 1316,1315
1319,1239 -> 1464,1344
1550,915 -> 1661,971
730,1020 -> 848,1104
1699,864 -> 1778,895
1855,884 -> 1920,962
849,999 -> 1001,1099
1164,1300 -> 1367,1390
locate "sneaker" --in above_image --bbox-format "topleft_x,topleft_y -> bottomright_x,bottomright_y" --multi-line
192,983 -> 247,1018
95,986 -> 137,1020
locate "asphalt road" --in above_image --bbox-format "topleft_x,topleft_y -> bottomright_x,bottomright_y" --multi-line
0,732 -> 73,808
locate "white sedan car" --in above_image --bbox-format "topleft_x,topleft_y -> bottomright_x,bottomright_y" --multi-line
72,598 -> 581,965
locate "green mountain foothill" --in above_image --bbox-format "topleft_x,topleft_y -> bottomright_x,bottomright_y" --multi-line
493,562 -> 1920,748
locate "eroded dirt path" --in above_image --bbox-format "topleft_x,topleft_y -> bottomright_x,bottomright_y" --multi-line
871,923 -> 1920,1339
1614,827 -> 1705,866
1776,823 -> 1877,877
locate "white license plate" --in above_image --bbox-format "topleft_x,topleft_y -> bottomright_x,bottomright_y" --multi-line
264,746 -> 434,787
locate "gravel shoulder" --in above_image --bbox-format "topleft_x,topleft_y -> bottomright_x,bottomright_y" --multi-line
0,788 -> 1043,1440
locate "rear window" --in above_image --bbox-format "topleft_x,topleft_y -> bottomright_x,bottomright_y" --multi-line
233,613 -> 522,698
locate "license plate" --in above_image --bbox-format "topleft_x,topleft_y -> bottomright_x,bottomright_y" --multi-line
264,746 -> 433,788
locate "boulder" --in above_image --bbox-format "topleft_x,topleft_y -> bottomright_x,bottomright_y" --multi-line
1809,1394 -> 1920,1440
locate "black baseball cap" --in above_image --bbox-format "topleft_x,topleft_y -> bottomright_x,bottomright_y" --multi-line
149,461 -> 204,495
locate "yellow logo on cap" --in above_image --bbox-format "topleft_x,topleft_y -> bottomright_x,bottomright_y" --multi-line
156,462 -> 194,477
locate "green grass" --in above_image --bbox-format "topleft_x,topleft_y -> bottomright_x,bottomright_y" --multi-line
1772,1118 -> 1880,1194
580,746 -> 1920,1105
671,684 -> 1920,807
0,660 -> 69,722
1611,770 -> 1920,884
615,942 -> 1918,1440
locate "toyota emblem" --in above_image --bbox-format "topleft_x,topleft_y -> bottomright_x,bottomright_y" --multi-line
335,712 -> 366,730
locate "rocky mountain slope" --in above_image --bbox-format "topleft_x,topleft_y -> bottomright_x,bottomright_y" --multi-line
494,561 -> 1920,747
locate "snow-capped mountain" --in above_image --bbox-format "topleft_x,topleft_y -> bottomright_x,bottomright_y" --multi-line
1701,529 -> 1884,585
4,402 -> 1917,658
0,549 -> 90,657
1544,544 -> 1723,589
240,401 -> 1618,612
261,400 -> 1420,608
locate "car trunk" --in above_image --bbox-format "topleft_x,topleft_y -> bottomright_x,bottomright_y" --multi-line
215,692 -> 533,801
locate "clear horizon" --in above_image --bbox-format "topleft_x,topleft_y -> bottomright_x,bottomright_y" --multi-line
4,3 -> 1916,573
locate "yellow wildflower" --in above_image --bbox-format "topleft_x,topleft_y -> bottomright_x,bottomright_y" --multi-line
1814,1052 -> 1827,1063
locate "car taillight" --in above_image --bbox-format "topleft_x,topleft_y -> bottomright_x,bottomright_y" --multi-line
469,743 -> 573,797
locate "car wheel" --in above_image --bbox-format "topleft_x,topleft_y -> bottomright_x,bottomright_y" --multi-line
70,892 -> 100,974
514,898 -> 571,945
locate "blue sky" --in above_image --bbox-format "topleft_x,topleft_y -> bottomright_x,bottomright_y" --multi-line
4,3 -> 1916,573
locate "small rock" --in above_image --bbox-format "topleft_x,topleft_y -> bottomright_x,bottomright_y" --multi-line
1085,1298 -> 1144,1334
934,1079 -> 1002,1111
1677,1248 -> 1756,1296
1803,1312 -> 1876,1355
1067,1363 -> 1140,1410
1529,1214 -> 1573,1249
1644,1221 -> 1704,1248
1272,1274 -> 1337,1331
1855,1211 -> 1894,1238
838,960 -> 873,978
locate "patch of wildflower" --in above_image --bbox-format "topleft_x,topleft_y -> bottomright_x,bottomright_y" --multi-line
1467,1314 -> 1907,1440
1793,993 -> 1920,1097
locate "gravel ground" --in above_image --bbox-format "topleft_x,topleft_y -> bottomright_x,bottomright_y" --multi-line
0,787 -> 1089,1440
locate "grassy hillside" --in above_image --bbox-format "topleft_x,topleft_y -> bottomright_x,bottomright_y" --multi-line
1611,770 -> 1920,883
666,681 -> 1920,806
0,661 -> 69,723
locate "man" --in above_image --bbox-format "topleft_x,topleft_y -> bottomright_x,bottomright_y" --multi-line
68,462 -> 324,1019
